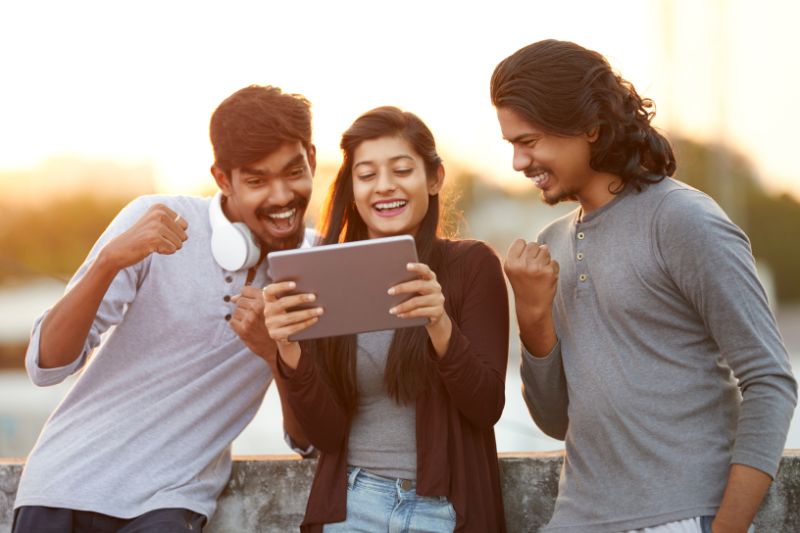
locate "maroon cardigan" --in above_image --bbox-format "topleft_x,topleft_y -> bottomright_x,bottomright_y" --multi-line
278,239 -> 510,532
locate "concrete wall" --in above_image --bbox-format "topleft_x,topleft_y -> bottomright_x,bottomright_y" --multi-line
2,451 -> 799,532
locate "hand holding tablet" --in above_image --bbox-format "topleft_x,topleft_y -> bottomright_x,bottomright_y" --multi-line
263,235 -> 429,343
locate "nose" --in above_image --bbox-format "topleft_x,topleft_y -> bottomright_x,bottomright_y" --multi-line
512,145 -> 533,173
375,168 -> 397,194
269,179 -> 294,206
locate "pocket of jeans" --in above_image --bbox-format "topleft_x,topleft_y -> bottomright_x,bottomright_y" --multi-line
438,497 -> 456,522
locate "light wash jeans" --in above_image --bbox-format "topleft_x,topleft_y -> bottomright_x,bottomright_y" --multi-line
322,467 -> 456,533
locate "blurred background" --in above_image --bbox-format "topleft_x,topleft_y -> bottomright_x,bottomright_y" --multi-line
1,0 -> 799,457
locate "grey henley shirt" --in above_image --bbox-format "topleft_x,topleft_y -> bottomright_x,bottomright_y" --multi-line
15,195 -> 314,520
521,178 -> 797,532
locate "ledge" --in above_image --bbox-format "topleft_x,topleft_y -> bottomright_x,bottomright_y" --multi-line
1,451 -> 798,532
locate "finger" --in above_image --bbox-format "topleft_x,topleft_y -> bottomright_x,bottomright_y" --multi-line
406,263 -> 435,280
552,260 -> 561,275
506,239 -> 527,261
271,316 -> 320,343
262,281 -> 297,302
172,213 -> 189,231
155,235 -> 180,255
396,306 -> 440,320
523,243 -> 543,262
233,286 -> 264,309
390,294 -> 443,315
239,285 -> 262,299
389,279 -> 437,296
168,222 -> 189,241
276,293 -> 317,311
162,215 -> 188,241
268,307 -> 324,329
153,204 -> 178,220
232,305 -> 257,323
160,228 -> 183,249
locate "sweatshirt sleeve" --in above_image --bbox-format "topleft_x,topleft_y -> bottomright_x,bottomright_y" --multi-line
277,350 -> 349,454
654,189 -> 797,478
25,198 -> 153,387
520,340 -> 569,440
434,242 -> 510,428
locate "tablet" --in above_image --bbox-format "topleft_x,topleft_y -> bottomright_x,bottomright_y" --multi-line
267,235 -> 429,341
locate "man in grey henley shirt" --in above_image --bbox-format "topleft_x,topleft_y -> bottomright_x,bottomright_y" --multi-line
13,85 -> 318,532
492,40 -> 797,533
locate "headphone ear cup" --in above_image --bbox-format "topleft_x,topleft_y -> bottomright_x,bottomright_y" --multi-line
211,223 -> 249,271
209,191 -> 262,271
231,222 -> 261,270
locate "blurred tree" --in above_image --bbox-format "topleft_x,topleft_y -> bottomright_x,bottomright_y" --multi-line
0,194 -> 133,284
673,138 -> 800,302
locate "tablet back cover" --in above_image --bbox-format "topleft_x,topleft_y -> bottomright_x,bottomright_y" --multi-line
267,235 -> 429,341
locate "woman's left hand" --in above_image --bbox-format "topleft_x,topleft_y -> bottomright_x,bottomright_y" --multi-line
389,262 -> 452,357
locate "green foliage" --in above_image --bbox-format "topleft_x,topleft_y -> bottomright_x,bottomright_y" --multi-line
673,138 -> 800,302
0,194 -> 133,284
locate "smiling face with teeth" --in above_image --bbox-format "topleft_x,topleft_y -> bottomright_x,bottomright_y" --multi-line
211,141 -> 315,252
351,136 -> 444,240
497,106 -> 620,210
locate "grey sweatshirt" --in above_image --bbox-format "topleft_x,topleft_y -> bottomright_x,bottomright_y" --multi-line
521,178 -> 797,532
15,195 -> 314,520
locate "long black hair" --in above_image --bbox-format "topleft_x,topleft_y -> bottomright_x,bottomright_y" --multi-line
491,39 -> 675,192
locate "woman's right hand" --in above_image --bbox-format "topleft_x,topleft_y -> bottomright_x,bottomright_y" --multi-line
262,281 -> 324,369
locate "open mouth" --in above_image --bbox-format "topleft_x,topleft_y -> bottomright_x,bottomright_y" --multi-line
372,199 -> 408,217
262,206 -> 300,235
527,171 -> 551,190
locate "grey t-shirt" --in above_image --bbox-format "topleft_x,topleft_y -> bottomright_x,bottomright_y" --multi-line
521,178 -> 797,532
347,329 -> 417,480
16,195 -> 315,520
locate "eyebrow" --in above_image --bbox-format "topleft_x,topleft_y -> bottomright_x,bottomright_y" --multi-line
241,154 -> 306,176
505,133 -> 543,144
353,154 -> 415,169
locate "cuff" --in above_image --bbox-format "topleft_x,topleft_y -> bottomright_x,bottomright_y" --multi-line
521,338 -> 561,366
284,431 -> 318,459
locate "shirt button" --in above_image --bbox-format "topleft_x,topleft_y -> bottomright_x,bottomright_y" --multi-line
579,274 -> 588,282
223,295 -> 231,302
577,232 -> 585,240
577,252 -> 584,261
224,313 -> 232,321
225,276 -> 233,283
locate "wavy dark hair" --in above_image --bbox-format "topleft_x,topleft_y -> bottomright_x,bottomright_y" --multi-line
210,85 -> 312,176
303,106 -> 446,415
490,39 -> 675,192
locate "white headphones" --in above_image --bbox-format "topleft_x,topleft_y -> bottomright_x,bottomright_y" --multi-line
209,191 -> 262,271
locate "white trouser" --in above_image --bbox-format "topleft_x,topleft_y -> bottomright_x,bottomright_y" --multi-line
621,517 -> 755,533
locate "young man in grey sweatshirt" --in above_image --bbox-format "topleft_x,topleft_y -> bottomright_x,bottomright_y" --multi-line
13,85 -> 317,532
491,40 -> 797,533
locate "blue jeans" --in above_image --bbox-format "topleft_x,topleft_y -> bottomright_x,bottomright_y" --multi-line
323,467 -> 456,533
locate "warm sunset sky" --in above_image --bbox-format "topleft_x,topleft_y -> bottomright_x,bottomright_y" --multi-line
1,0 -> 798,198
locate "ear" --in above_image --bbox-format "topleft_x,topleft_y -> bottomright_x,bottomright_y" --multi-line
306,143 -> 317,175
211,165 -> 233,196
586,126 -> 600,143
428,164 -> 445,196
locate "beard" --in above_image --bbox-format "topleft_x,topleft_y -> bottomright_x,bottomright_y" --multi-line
256,197 -> 309,251
524,165 -> 579,206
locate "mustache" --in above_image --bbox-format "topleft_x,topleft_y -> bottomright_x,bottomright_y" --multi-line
256,198 -> 308,217
524,166 -> 550,178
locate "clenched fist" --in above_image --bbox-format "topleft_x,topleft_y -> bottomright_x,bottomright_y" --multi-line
504,240 -> 560,356
101,204 -> 189,270
230,285 -> 278,361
